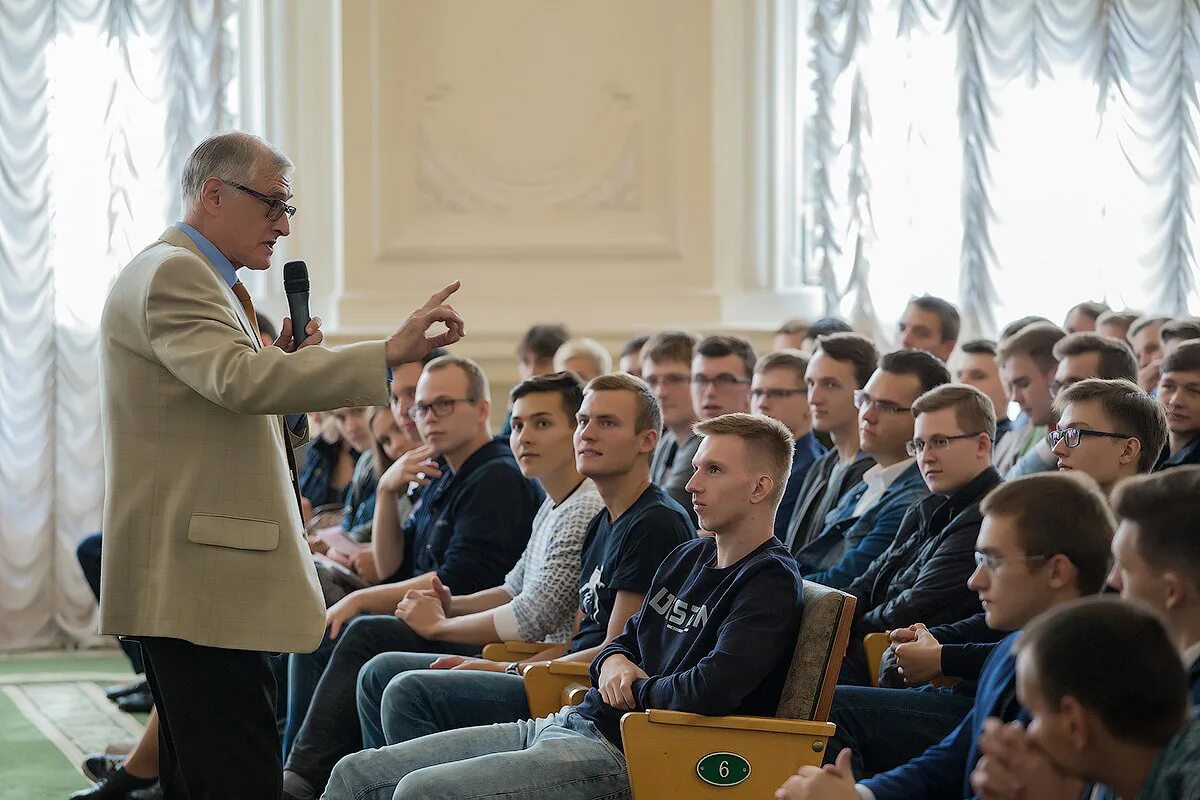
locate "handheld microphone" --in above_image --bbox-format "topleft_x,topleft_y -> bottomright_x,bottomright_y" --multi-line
283,260 -> 311,351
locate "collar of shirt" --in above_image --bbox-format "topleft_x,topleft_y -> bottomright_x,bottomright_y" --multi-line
859,457 -> 915,493
175,221 -> 239,289
1183,640 -> 1200,671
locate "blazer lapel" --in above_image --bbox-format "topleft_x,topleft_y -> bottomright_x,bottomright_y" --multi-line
158,227 -> 261,352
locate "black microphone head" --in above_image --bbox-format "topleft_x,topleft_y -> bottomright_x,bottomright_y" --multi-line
283,260 -> 309,293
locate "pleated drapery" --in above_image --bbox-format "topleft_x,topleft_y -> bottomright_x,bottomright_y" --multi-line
0,0 -> 238,652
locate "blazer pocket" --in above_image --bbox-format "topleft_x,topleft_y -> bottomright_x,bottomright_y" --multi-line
187,513 -> 280,552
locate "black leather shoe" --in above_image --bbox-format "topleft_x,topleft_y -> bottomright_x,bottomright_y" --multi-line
128,781 -> 162,800
115,689 -> 154,714
103,679 -> 147,702
80,753 -> 124,782
68,766 -> 156,799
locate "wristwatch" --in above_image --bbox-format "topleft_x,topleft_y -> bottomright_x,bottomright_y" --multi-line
505,662 -> 522,676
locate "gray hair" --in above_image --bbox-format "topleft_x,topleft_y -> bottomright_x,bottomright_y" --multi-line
180,132 -> 292,211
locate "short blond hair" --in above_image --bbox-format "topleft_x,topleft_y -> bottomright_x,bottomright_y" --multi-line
554,338 -> 612,376
754,350 -> 810,384
911,383 -> 997,441
585,373 -> 661,433
996,322 -> 1066,373
693,413 -> 794,504
423,355 -> 490,402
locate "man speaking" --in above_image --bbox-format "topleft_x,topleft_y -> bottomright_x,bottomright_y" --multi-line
97,131 -> 465,799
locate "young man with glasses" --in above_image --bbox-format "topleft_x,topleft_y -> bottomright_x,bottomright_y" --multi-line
282,356 -> 543,799
1157,340 -> 1200,468
779,472 -> 1115,800
837,384 -> 1002,686
794,349 -> 950,589
784,333 -> 879,559
1050,378 -> 1166,496
642,331 -> 702,522
752,350 -> 827,540
690,334 -> 755,421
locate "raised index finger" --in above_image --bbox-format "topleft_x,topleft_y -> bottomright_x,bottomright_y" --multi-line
422,281 -> 461,310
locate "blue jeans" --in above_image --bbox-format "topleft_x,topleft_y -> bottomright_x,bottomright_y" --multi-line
357,654 -> 529,748
826,684 -> 974,778
323,709 -> 630,800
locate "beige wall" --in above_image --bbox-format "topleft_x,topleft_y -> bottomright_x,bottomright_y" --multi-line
256,0 -> 819,422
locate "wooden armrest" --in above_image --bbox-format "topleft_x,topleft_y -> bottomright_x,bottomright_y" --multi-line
621,711 -> 838,796
480,641 -> 554,662
546,661 -> 591,676
642,709 -> 836,737
863,631 -> 890,687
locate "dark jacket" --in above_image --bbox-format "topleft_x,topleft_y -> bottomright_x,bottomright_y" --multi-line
774,432 -> 827,542
841,468 -> 1002,683
299,437 -> 359,509
796,460 -> 929,590
1160,434 -> 1200,469
783,448 -> 875,558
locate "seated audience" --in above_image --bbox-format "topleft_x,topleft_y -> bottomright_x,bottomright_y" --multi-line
1007,331 -> 1140,478
554,337 -> 612,381
774,317 -> 811,351
794,349 -> 950,589
1050,378 -> 1166,495
1062,301 -> 1109,334
839,384 -> 1000,685
752,350 -> 826,540
779,472 -> 1114,798
1096,308 -> 1140,342
971,598 -> 1199,800
993,323 -> 1065,475
643,331 -> 702,518
956,338 -> 1012,444
784,333 -> 879,558
322,407 -> 381,544
372,351 -> 447,580
325,414 -> 804,800
1158,340 -> 1200,468
897,294 -> 960,362
805,317 -> 856,350
299,412 -> 360,513
617,334 -> 649,377
1110,468 -> 1200,703
1160,317 -> 1200,356
1129,314 -> 1172,392
356,374 -> 695,750
1000,315 -> 1054,341
499,323 -> 571,437
281,356 -> 542,797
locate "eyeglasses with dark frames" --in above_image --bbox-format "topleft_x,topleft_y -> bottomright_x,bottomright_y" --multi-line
751,388 -> 806,401
222,180 -> 297,221
691,374 -> 752,389
1046,427 -> 1132,449
973,551 -> 1050,571
407,397 -> 476,421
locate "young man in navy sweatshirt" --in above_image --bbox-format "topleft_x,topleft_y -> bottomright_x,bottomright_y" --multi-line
776,471 -> 1114,800
324,413 -> 805,800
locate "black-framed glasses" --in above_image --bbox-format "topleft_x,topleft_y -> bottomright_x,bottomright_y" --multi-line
906,432 -> 987,456
751,388 -> 806,401
853,390 -> 911,415
974,551 -> 1050,571
691,374 -> 752,389
222,180 -> 297,221
644,374 -> 690,389
407,397 -> 476,420
1046,427 -> 1132,449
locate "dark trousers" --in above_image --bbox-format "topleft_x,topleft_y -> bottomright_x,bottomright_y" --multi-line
283,615 -> 477,790
139,636 -> 281,800
826,684 -> 974,778
77,531 -> 144,674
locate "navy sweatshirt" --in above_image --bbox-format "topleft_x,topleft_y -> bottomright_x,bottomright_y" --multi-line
577,536 -> 805,748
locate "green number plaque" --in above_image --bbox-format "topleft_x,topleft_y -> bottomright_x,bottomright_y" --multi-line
695,752 -> 751,787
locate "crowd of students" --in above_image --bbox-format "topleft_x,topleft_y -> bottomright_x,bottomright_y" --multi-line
74,297 -> 1200,799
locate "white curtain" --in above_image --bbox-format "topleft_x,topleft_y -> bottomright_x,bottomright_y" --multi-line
803,0 -> 1200,342
0,0 -> 239,652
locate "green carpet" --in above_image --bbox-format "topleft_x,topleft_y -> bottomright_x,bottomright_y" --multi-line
0,650 -> 143,800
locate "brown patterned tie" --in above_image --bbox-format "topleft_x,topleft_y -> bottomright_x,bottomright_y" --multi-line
231,281 -> 256,330
232,281 -> 305,518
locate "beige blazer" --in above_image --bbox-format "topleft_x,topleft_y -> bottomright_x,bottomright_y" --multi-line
98,226 -> 388,653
